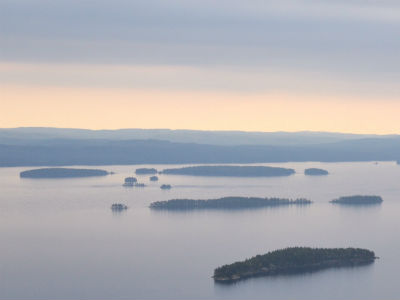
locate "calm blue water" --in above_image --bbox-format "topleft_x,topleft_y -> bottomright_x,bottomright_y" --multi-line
1,162 -> 399,299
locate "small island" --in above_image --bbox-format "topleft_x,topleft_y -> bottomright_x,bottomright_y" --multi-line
111,203 -> 128,211
150,197 -> 311,210
125,177 -> 137,183
20,168 -> 110,178
135,168 -> 158,175
330,195 -> 383,205
304,168 -> 329,176
149,176 -> 159,181
123,177 -> 137,187
160,184 -> 172,190
160,165 -> 295,177
213,247 -> 377,283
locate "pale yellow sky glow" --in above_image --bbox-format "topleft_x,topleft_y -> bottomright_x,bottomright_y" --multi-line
2,0 -> 400,134
1,83 -> 399,134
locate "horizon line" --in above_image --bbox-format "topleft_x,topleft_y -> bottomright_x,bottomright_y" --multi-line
1,126 -> 399,136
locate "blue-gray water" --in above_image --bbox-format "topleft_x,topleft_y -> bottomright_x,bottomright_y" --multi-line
1,162 -> 399,300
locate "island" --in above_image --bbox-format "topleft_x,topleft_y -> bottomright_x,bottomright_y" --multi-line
20,168 -> 110,178
135,168 -> 158,175
149,175 -> 159,181
150,197 -> 311,210
304,168 -> 329,176
213,247 -> 377,283
160,165 -> 295,177
123,177 -> 137,187
111,203 -> 128,211
160,184 -> 172,190
125,177 -> 137,183
330,195 -> 383,205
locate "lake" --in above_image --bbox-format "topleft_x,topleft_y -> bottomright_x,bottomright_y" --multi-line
1,162 -> 399,299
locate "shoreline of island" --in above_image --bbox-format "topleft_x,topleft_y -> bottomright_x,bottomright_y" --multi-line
213,247 -> 377,283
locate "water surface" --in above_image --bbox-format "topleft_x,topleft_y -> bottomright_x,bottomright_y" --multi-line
1,162 -> 399,299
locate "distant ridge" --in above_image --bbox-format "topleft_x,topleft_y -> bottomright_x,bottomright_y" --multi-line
1,127 -> 398,146
1,138 -> 400,166
0,128 -> 400,166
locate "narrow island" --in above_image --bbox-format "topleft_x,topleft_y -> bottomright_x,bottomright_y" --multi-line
111,203 -> 128,211
135,168 -> 158,175
160,184 -> 172,190
304,168 -> 329,176
150,175 -> 159,181
330,195 -> 383,205
20,168 -> 110,178
160,165 -> 295,177
213,247 -> 377,283
150,197 -> 311,210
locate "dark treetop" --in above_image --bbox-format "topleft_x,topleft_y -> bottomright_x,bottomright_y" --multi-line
213,247 -> 377,283
330,195 -> 383,205
124,177 -> 137,183
150,197 -> 311,210
20,168 -> 109,178
160,165 -> 295,177
149,175 -> 159,181
304,168 -> 329,175
160,184 -> 172,190
135,168 -> 158,175
111,203 -> 128,211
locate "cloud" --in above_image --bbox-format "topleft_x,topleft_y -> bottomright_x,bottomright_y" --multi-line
1,0 -> 399,96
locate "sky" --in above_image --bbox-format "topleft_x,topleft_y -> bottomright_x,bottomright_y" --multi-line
1,0 -> 399,133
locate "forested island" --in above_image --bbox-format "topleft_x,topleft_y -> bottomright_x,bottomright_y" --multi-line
160,184 -> 172,190
213,247 -> 377,283
20,168 -> 110,178
330,195 -> 383,205
150,176 -> 159,181
135,168 -> 158,175
150,197 -> 311,210
160,165 -> 295,177
304,168 -> 329,176
111,203 -> 128,211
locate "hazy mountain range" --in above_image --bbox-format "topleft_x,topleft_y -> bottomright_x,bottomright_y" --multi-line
0,128 -> 399,166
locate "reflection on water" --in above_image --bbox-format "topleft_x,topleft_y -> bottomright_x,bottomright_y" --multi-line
0,162 -> 400,300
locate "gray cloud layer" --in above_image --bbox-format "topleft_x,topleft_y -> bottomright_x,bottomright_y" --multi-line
1,0 -> 399,94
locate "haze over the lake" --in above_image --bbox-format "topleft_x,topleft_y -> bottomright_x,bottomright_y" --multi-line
1,0 -> 400,133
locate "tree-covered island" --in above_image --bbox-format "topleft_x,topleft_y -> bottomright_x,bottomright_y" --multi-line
213,247 -> 377,283
160,184 -> 172,190
304,168 -> 329,175
330,195 -> 383,205
111,203 -> 128,211
149,176 -> 159,181
150,197 -> 311,210
160,165 -> 295,177
20,168 -> 110,178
